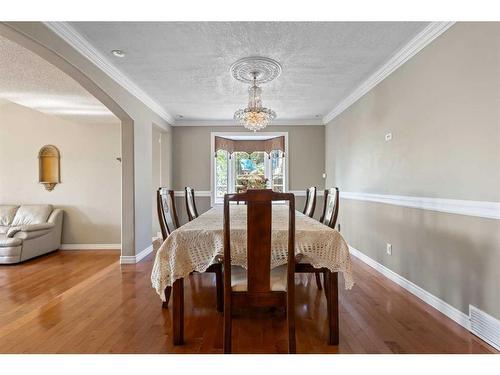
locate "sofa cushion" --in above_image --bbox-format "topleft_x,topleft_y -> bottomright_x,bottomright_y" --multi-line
0,234 -> 23,247
11,205 -> 53,226
0,238 -> 22,259
0,205 -> 19,226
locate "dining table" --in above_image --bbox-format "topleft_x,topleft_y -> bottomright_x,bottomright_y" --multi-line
151,204 -> 354,345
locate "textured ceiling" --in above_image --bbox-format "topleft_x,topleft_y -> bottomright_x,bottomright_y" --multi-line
69,22 -> 429,123
0,35 -> 118,125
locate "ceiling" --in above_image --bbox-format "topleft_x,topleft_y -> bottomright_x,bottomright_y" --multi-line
0,35 -> 118,125
68,22 -> 429,124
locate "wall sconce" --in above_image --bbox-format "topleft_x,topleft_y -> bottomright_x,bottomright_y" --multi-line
38,145 -> 61,191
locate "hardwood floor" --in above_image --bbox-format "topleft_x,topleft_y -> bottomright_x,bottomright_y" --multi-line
0,249 -> 496,354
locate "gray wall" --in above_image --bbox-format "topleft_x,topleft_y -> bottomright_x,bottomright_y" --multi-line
0,101 -> 121,244
152,126 -> 162,237
152,126 -> 174,237
325,23 -> 500,319
172,125 -> 326,224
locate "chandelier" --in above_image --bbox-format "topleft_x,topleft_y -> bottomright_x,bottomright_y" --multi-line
234,74 -> 276,131
231,57 -> 281,132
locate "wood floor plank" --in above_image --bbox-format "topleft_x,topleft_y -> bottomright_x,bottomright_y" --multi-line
0,249 -> 496,354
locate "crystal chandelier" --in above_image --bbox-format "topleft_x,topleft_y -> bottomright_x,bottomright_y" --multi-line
230,57 -> 281,132
234,74 -> 276,132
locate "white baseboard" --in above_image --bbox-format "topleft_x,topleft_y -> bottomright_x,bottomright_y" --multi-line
62,242 -> 153,264
348,246 -> 471,330
120,244 -> 153,264
60,244 -> 121,250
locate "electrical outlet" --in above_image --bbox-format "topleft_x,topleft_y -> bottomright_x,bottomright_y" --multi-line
386,243 -> 392,255
385,132 -> 392,141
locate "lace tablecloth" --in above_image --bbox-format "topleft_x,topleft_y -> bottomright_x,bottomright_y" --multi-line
151,205 -> 354,300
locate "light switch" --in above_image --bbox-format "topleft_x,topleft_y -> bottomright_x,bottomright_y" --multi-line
386,243 -> 392,255
385,133 -> 392,141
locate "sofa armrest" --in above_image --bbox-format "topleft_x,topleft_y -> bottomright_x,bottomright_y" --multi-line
47,209 -> 63,224
7,223 -> 55,238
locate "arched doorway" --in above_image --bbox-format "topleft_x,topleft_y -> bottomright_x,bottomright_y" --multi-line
0,23 -> 135,258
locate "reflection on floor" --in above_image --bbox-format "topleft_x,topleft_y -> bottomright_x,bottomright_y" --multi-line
0,248 -> 495,353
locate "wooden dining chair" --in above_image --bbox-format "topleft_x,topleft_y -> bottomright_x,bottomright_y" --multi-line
303,187 -> 341,291
157,188 -> 223,311
320,187 -> 340,229
156,188 -> 180,307
302,187 -> 319,286
185,186 -> 199,221
302,186 -> 317,218
157,188 -> 180,240
223,189 -> 296,353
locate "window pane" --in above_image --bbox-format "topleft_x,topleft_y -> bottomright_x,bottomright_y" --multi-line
235,151 -> 267,191
271,150 -> 284,192
215,150 -> 228,198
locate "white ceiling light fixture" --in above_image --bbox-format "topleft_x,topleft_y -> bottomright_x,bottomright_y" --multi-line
231,57 -> 281,132
111,49 -> 125,57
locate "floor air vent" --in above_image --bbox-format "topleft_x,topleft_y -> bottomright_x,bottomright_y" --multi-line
469,305 -> 500,351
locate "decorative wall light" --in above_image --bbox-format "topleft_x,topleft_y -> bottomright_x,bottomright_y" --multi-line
38,145 -> 60,191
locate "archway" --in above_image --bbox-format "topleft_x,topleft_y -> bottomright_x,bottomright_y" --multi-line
0,23 -> 135,258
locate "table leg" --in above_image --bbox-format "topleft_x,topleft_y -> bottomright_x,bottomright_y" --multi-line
162,286 -> 171,308
173,278 -> 184,345
327,271 -> 339,345
323,269 -> 329,300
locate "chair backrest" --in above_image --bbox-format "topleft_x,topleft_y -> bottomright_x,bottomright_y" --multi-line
157,188 -> 180,240
302,186 -> 317,218
224,189 -> 295,296
319,187 -> 340,229
185,186 -> 199,221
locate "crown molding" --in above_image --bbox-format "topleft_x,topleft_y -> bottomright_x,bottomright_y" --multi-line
43,22 -> 176,125
42,22 -> 455,128
173,118 -> 324,127
323,22 -> 455,124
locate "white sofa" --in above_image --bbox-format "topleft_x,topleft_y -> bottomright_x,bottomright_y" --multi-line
0,205 -> 63,264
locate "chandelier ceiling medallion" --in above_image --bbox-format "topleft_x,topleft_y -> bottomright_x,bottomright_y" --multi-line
230,57 -> 281,132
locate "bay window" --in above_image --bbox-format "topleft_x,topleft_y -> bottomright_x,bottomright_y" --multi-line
212,133 -> 287,204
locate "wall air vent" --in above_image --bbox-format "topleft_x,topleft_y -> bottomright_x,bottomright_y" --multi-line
469,305 -> 500,351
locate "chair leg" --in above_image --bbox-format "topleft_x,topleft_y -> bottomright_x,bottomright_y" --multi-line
215,264 -> 224,313
315,271 -> 323,290
223,303 -> 232,353
323,269 -> 329,299
162,286 -> 171,308
287,293 -> 296,354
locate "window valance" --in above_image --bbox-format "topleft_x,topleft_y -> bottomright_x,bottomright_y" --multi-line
214,136 -> 285,156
